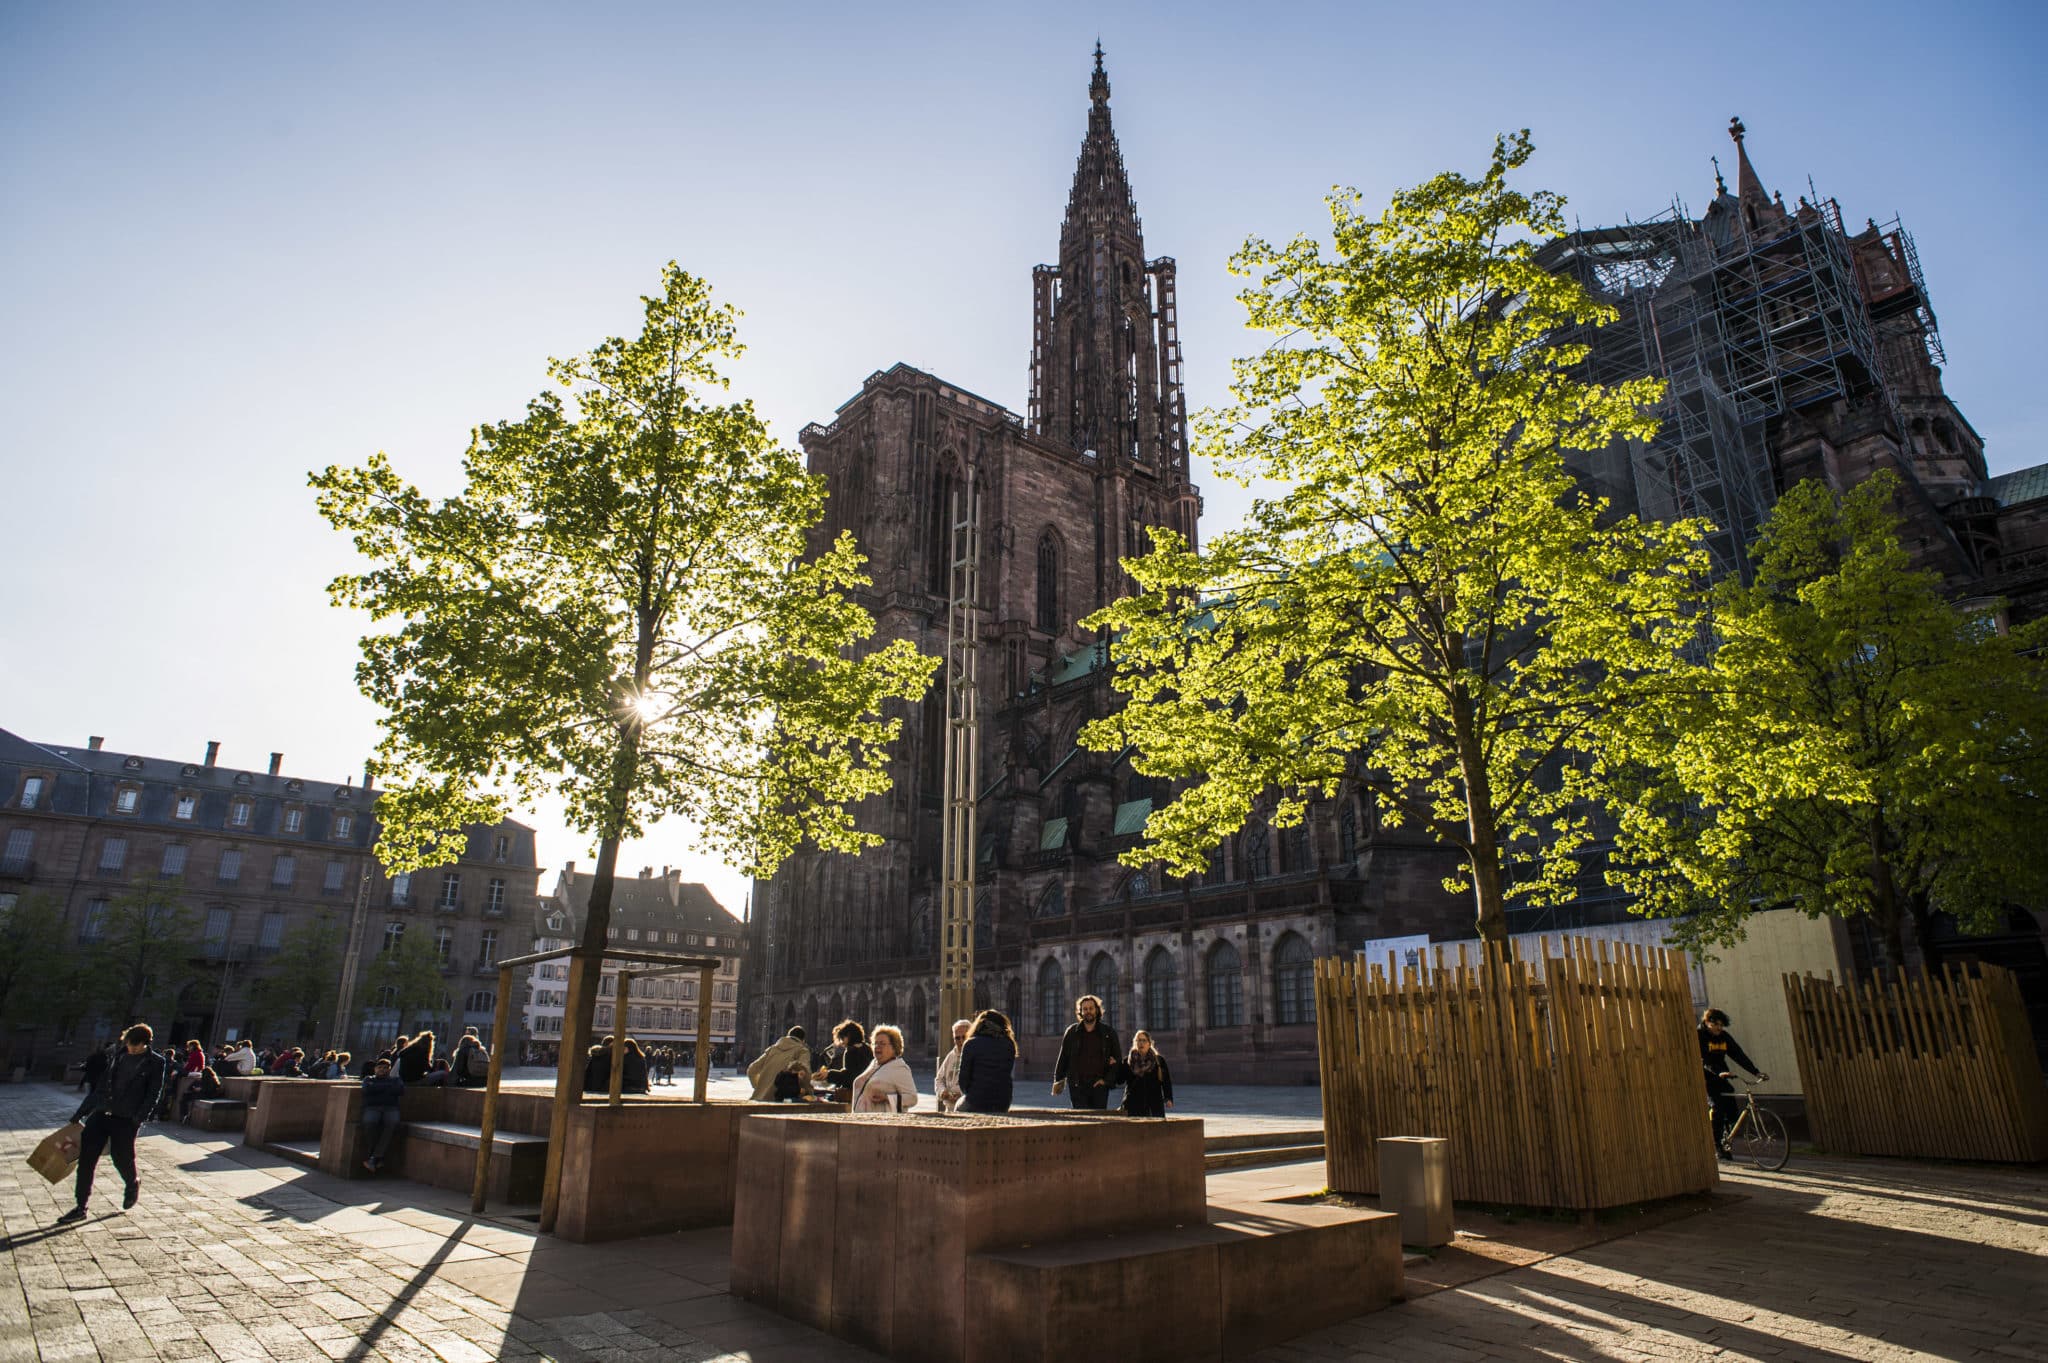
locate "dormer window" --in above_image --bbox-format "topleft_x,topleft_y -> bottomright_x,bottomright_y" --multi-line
283,808 -> 304,834
285,779 -> 304,794
233,772 -> 252,787
122,756 -> 143,771
228,800 -> 252,828
334,814 -> 354,838
18,776 -> 46,810
114,787 -> 140,815
174,794 -> 196,821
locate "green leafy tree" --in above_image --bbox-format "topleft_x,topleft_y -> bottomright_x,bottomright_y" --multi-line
360,929 -> 450,1039
248,915 -> 344,1042
1612,472 -> 2048,971
88,879 -> 198,1026
0,893 -> 69,1041
311,262 -> 936,1168
1082,134 -> 1711,943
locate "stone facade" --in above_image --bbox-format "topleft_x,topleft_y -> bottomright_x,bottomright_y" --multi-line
0,727 -> 540,1066
742,53 -> 1468,1082
523,865 -> 746,1064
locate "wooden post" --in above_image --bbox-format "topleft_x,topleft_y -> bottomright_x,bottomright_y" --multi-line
539,947 -> 595,1234
470,965 -> 514,1213
694,965 -> 715,1103
609,971 -> 631,1108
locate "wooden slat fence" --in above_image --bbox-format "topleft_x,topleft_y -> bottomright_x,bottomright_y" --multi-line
1316,938 -> 1717,1211
1784,965 -> 2048,1162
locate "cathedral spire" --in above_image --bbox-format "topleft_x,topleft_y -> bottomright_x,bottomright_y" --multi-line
1062,45 -> 1138,250
1729,116 -> 1769,211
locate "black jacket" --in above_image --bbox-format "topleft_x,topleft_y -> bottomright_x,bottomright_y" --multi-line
621,1048 -> 650,1094
957,1034 -> 1015,1114
361,1074 -> 407,1110
822,1043 -> 872,1092
74,1048 -> 169,1126
583,1046 -> 611,1093
396,1036 -> 434,1084
450,1038 -> 487,1085
1699,1026 -> 1759,1094
1054,1022 -> 1121,1090
1122,1053 -> 1173,1117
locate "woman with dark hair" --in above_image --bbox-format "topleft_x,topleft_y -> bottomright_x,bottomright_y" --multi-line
621,1038 -> 651,1094
957,1010 -> 1016,1114
820,1020 -> 872,1103
397,1030 -> 436,1085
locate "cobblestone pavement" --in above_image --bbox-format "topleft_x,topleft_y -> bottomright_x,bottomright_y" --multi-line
5,1080 -> 2042,1362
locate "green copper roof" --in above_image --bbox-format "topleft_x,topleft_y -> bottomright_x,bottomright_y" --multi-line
1039,817 -> 1068,851
1113,798 -> 1153,837
1988,462 -> 2048,507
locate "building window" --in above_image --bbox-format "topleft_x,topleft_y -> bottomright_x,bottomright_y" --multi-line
1036,958 -> 1065,1035
283,809 -> 303,833
1035,531 -> 1061,632
466,990 -> 494,1014
666,931 -> 678,944
160,844 -> 188,878
228,800 -> 251,828
203,907 -> 232,958
687,933 -> 699,945
98,837 -> 127,874
217,849 -> 242,883
114,787 -> 140,814
270,854 -> 295,887
258,911 -> 284,951
1086,953 -> 1118,1031
382,921 -> 405,954
1143,947 -> 1179,1032
174,794 -> 196,821
438,874 -> 461,909
493,834 -> 509,861
390,872 -> 410,904
929,463 -> 958,593
334,814 -> 354,838
478,930 -> 498,968
1243,823 -> 1270,879
435,926 -> 454,964
80,899 -> 108,943
1285,821 -> 1310,872
18,776 -> 44,810
1339,801 -> 1358,860
1273,933 -> 1314,1026
1035,882 -> 1065,918
486,879 -> 504,914
323,860 -> 345,892
0,828 -> 30,875
1206,940 -> 1244,1028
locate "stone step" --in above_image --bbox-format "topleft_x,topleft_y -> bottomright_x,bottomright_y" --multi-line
1203,1141 -> 1325,1173
266,1140 -> 320,1169
1202,1127 -> 1323,1153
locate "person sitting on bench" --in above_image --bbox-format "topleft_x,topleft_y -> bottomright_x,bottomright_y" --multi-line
361,1057 -> 406,1173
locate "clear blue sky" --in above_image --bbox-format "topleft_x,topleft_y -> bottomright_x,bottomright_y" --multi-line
4,1 -> 2042,914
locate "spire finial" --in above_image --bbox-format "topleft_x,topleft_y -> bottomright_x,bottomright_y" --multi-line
1711,154 -> 1726,195
1728,115 -> 1746,146
1090,41 -> 1109,105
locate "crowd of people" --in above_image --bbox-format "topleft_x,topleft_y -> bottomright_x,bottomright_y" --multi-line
743,993 -> 1177,1118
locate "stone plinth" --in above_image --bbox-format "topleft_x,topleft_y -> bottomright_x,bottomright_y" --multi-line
731,1112 -> 1207,1363
1377,1136 -> 1453,1247
243,1079 -> 342,1147
554,1100 -> 794,1242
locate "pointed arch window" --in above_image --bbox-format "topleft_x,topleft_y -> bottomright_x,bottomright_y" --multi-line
1207,940 -> 1244,1029
1244,823 -> 1270,879
1086,953 -> 1118,1031
1143,947 -> 1179,1032
929,463 -> 958,593
1273,933 -> 1314,1026
1035,531 -> 1062,632
1339,800 -> 1359,860
1036,958 -> 1065,1036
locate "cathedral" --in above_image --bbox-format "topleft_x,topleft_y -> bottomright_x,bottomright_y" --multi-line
741,50 -> 1466,1082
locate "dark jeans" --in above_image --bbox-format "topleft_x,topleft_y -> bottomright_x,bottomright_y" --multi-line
1068,1082 -> 1111,1110
75,1112 -> 138,1208
1707,1084 -> 1739,1147
362,1106 -> 403,1163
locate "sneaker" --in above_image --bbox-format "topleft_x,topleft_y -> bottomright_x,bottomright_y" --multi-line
123,1184 -> 139,1209
363,1159 -> 378,1173
56,1206 -> 86,1225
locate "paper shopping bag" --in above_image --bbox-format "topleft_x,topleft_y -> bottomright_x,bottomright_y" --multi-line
27,1121 -> 82,1184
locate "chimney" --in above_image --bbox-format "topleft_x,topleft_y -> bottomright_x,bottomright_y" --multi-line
565,860 -> 576,876
204,740 -> 220,768
87,736 -> 103,751
362,762 -> 375,793
268,752 -> 283,776
640,866 -> 653,878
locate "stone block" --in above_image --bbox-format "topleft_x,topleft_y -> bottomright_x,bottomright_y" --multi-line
1376,1136 -> 1452,1247
244,1079 -> 342,1147
187,1100 -> 246,1132
552,1100 -> 793,1242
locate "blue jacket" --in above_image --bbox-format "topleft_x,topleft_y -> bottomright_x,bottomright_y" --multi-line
956,1034 -> 1014,1114
361,1074 -> 407,1110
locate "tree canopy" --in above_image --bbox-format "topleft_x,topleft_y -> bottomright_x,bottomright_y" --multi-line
1082,134 -> 1711,941
1611,472 -> 2048,969
87,879 -> 197,1027
249,914 -> 344,1040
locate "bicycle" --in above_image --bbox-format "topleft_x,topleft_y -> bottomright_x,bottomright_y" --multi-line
1715,1074 -> 1789,1171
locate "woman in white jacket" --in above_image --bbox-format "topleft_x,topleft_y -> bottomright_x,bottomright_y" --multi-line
850,1025 -> 920,1114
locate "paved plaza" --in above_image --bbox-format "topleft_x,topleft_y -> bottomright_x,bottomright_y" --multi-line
2,1081 -> 2043,1362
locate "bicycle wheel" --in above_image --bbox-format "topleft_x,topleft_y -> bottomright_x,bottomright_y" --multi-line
1731,1104 -> 1789,1171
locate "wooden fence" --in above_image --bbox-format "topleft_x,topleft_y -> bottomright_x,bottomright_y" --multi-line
1784,965 -> 2048,1162
1316,938 -> 1718,1211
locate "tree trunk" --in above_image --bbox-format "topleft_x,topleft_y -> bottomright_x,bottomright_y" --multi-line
1867,810 -> 1915,977
1450,689 -> 1509,943
1908,893 -> 1945,975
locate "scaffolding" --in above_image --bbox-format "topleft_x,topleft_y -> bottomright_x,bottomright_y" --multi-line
936,474 -> 982,1031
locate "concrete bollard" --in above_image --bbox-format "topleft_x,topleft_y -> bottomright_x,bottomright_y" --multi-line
1376,1136 -> 1453,1247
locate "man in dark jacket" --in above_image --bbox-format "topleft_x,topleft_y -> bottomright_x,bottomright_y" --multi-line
360,1057 -> 408,1172
58,1023 -> 169,1223
1052,995 -> 1121,1109
1700,1008 -> 1768,1157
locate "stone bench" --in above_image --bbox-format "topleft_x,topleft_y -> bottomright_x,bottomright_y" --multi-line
186,1099 -> 247,1132
243,1078 -> 351,1146
315,1084 -> 554,1204
400,1121 -> 549,1203
968,1201 -> 1402,1361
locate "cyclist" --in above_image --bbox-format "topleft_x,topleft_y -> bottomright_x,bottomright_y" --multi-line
1699,1008 -> 1767,1159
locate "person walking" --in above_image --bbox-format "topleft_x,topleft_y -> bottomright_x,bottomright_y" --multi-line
1699,1008 -> 1767,1157
957,1010 -> 1017,1114
360,1057 -> 407,1173
935,1018 -> 971,1113
850,1026 -> 920,1113
57,1023 -> 169,1224
1052,994 -> 1121,1110
748,1027 -> 810,1101
1120,1031 -> 1174,1118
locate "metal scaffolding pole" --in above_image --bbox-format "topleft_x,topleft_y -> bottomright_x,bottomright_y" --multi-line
937,475 -> 982,1031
